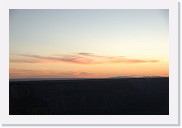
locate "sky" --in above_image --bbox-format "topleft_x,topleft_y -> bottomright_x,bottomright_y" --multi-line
9,9 -> 169,79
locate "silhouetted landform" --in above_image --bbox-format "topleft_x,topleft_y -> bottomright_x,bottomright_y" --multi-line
10,76 -> 166,81
9,77 -> 169,115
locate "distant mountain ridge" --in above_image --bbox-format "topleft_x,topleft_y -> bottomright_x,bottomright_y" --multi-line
10,76 -> 168,82
110,76 -> 167,79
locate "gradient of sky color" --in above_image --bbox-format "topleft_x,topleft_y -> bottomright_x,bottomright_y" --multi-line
10,9 -> 169,79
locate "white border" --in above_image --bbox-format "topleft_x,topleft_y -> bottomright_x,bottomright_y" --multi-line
0,0 -> 179,125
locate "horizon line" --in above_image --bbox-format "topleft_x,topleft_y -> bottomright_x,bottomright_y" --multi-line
9,76 -> 169,81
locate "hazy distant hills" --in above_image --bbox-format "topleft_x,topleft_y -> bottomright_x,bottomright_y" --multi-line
109,76 -> 166,79
10,78 -> 87,82
10,76 -> 168,82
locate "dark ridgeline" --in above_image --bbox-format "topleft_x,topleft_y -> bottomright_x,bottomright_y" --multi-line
9,77 -> 169,115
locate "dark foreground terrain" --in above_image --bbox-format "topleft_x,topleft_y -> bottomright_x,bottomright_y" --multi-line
9,78 -> 169,115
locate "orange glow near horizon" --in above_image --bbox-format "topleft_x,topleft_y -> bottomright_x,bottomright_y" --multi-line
10,9 -> 169,79
10,55 -> 168,79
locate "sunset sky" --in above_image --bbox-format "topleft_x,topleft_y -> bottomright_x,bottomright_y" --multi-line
10,9 -> 169,79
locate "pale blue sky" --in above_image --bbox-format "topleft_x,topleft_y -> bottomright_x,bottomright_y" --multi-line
10,9 -> 168,59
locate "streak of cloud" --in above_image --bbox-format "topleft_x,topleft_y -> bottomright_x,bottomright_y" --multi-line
10,53 -> 160,64
10,59 -> 42,63
78,52 -> 116,59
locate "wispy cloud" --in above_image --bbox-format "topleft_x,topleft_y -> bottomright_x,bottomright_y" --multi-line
10,53 -> 160,64
78,52 -> 159,63
14,54 -> 96,64
78,52 -> 117,59
10,59 -> 42,63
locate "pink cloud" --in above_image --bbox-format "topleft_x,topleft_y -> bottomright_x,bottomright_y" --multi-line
10,53 -> 160,64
